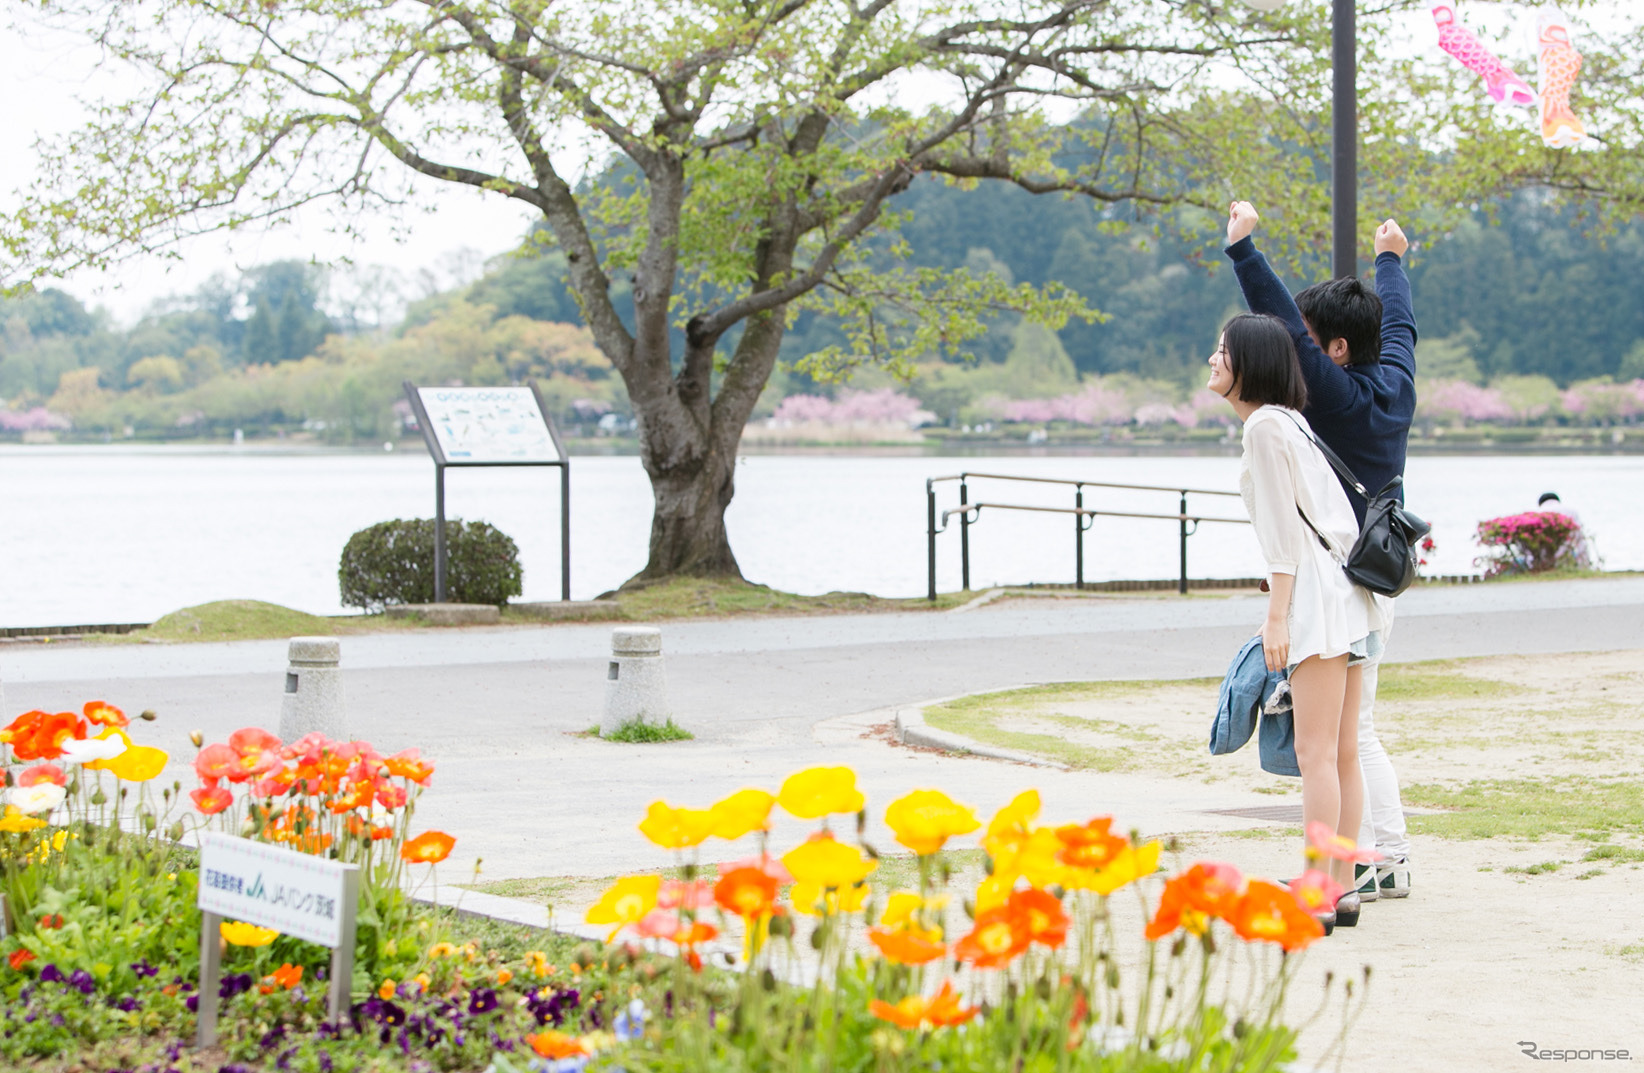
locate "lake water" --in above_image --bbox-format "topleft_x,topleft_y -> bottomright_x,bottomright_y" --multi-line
2,445 -> 1637,626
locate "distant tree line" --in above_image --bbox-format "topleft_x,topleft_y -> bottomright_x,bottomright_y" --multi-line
3,188 -> 1642,439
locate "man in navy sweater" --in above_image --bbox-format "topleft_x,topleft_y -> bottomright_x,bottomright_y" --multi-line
1225,201 -> 1418,901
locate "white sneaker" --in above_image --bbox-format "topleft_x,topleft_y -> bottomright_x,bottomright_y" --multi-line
1376,856 -> 1412,898
1353,863 -> 1381,902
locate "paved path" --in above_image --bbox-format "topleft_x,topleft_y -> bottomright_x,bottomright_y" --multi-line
4,576 -> 1641,880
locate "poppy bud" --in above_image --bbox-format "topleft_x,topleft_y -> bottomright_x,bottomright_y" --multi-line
140,710 -> 157,722
189,730 -> 204,748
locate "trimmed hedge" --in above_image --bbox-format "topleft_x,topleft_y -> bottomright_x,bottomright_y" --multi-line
339,518 -> 523,611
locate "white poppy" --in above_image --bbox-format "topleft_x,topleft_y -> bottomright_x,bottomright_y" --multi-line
60,734 -> 128,763
5,783 -> 66,815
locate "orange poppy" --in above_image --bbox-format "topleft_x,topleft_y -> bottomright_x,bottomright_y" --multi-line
953,905 -> 1032,969
401,831 -> 456,864
713,866 -> 780,919
1053,817 -> 1128,870
526,1031 -> 588,1059
1009,887 -> 1069,949
867,927 -> 947,965
325,779 -> 374,814
375,784 -> 408,810
1146,862 -> 1244,941
8,949 -> 36,971
83,701 -> 129,729
1228,879 -> 1324,952
384,749 -> 435,786
869,981 -> 979,1030
1,711 -> 85,761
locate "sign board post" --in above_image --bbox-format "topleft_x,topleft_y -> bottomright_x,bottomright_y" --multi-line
195,833 -> 361,1046
402,381 -> 571,602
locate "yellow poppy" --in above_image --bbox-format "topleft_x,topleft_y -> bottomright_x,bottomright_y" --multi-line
790,879 -> 870,916
585,875 -> 662,941
637,801 -> 717,850
973,872 -> 1016,915
220,921 -> 280,947
709,788 -> 776,840
781,833 -> 876,888
776,767 -> 864,820
884,789 -> 980,856
0,806 -> 47,834
1067,840 -> 1162,895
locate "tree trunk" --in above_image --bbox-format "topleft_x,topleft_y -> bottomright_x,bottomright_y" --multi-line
635,440 -> 742,583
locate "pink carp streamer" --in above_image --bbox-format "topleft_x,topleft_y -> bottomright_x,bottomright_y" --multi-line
1431,4 -> 1536,106
1536,7 -> 1585,148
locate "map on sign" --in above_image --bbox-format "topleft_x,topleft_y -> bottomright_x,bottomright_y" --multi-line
417,386 -> 558,463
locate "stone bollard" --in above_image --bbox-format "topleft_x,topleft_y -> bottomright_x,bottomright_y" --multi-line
278,637 -> 346,742
602,627 -> 670,735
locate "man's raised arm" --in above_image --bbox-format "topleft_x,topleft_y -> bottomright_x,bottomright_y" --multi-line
1223,201 -> 1357,413
1372,219 -> 1417,385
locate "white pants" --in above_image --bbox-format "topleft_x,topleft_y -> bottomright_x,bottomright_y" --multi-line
1356,604 -> 1409,859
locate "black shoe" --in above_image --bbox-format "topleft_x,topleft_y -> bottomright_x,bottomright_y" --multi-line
1334,891 -> 1362,928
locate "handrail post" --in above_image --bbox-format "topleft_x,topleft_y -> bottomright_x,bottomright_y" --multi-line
1178,491 -> 1188,596
1074,485 -> 1084,591
926,480 -> 937,601
959,478 -> 971,592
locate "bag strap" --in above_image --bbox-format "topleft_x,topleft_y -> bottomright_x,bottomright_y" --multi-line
1273,409 -> 1368,499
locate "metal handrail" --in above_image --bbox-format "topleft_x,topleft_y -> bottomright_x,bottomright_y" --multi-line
929,471 -> 1242,498
925,471 -> 1250,599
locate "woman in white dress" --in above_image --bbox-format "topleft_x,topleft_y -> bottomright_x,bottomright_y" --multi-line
1209,314 -> 1383,926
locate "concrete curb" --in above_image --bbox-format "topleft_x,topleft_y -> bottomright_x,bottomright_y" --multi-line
893,701 -> 1068,769
387,604 -> 501,626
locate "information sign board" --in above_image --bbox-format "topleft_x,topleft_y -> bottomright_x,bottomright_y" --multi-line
198,832 -> 353,947
417,386 -> 558,463
195,833 -> 359,1047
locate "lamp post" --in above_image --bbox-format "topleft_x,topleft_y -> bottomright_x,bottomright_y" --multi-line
1332,0 -> 1357,279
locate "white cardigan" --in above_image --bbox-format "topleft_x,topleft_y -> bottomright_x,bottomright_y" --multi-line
1239,406 -> 1384,665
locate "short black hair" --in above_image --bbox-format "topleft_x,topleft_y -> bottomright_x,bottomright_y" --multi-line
1223,313 -> 1308,410
1295,276 -> 1383,366
1537,492 -> 1561,507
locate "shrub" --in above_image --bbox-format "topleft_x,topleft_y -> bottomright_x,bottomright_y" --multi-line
1475,511 -> 1595,577
339,518 -> 523,610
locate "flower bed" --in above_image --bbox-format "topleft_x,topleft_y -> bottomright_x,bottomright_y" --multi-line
4,710 -> 1353,1072
1475,511 -> 1596,576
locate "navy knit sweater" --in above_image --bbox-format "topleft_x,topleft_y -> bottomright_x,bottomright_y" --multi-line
1225,237 -> 1419,524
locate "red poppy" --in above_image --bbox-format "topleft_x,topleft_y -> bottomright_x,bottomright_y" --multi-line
190,784 -> 234,815
83,701 -> 129,729
18,764 -> 67,788
8,949 -> 35,971
38,915 -> 64,930
194,743 -> 238,782
375,784 -> 408,810
255,767 -> 297,798
401,831 -> 456,864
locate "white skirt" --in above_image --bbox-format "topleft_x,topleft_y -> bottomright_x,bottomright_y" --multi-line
1283,536 -> 1384,667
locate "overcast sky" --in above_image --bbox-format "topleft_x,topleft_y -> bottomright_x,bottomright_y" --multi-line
0,2 -> 1624,326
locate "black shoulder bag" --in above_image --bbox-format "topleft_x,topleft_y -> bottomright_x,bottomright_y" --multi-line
1281,413 -> 1432,598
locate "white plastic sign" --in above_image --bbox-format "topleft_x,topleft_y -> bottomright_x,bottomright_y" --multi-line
197,832 -> 353,946
417,386 -> 557,463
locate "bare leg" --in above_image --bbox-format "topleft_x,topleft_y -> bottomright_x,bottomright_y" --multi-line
1290,654 -> 1350,879
1335,664 -> 1365,887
